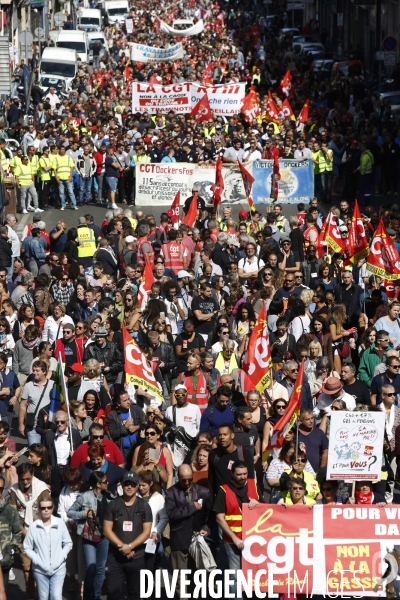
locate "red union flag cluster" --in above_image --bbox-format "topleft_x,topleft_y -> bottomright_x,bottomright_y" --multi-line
367,218 -> 400,281
347,200 -> 369,264
123,326 -> 164,403
240,85 -> 260,123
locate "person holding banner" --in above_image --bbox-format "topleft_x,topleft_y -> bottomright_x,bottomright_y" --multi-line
347,481 -> 386,506
278,477 -> 316,506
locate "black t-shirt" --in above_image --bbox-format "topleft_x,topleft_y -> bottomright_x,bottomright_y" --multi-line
213,481 -> 253,513
233,425 -> 258,448
191,294 -> 219,335
298,427 -> 329,472
67,384 -> 80,401
208,446 -> 255,496
103,496 -> 152,559
278,250 -> 301,269
184,195 -> 206,213
63,341 -> 77,368
343,379 -> 371,405
174,332 -> 205,373
105,156 -> 119,178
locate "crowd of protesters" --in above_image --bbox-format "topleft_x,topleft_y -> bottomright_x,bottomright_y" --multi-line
1,0 -> 400,599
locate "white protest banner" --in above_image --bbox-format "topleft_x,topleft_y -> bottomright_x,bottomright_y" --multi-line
125,18 -> 133,33
327,411 -> 385,481
191,82 -> 246,116
159,19 -> 204,36
131,42 -> 184,63
132,82 -> 192,114
135,162 -> 246,206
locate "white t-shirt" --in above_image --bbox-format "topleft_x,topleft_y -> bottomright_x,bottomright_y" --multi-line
238,256 -> 265,275
165,403 -> 201,438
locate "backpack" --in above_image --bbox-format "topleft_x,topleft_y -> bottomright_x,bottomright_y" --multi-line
119,248 -> 132,277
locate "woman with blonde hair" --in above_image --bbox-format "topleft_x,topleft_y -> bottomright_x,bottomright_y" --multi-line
305,340 -> 322,377
300,288 -> 315,321
81,359 -> 110,398
69,400 -> 93,442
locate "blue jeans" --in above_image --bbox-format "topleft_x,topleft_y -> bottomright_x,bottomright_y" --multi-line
79,177 -> 92,204
27,427 -> 41,446
58,179 -> 77,208
34,564 -> 66,600
224,542 -> 242,600
83,537 -> 109,600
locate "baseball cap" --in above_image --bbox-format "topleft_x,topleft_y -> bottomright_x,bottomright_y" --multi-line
174,384 -> 187,392
33,214 -> 41,222
338,225 -> 348,233
69,363 -> 84,374
227,236 -> 240,247
177,270 -> 191,278
125,235 -> 136,243
121,472 -> 139,486
239,210 -> 248,219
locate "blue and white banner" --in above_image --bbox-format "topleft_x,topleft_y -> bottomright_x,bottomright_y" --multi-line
252,159 -> 314,204
131,42 -> 184,63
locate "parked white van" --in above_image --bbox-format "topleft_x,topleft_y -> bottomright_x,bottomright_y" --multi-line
56,30 -> 92,64
38,47 -> 78,92
104,0 -> 129,25
77,8 -> 102,32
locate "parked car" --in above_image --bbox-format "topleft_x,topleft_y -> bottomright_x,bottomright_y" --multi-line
332,60 -> 364,80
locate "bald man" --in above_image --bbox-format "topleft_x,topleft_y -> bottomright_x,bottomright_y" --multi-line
373,349 -> 400,378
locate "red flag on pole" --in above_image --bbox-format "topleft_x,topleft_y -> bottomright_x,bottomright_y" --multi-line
266,90 -> 280,123
280,69 -> 293,97
243,302 -> 272,393
182,193 -> 198,228
123,325 -> 164,404
240,85 -> 260,123
238,161 -> 255,213
138,259 -> 155,305
270,154 -> 280,202
296,99 -> 310,128
266,358 -> 305,451
190,93 -> 212,123
324,210 -> 346,254
149,74 -> 161,84
367,218 -> 400,281
211,154 -> 224,208
316,212 -> 330,258
347,200 -> 370,264
280,98 -> 295,121
168,190 -> 181,229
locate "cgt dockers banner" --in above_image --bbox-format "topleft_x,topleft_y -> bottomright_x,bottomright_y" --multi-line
241,504 -> 397,597
132,82 -> 246,115
135,160 -> 314,206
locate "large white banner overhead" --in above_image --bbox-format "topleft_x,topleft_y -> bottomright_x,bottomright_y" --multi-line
131,42 -> 184,63
132,82 -> 192,113
159,19 -> 204,36
131,82 -> 246,115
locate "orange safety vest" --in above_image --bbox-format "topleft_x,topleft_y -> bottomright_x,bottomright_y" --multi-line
303,225 -> 318,250
136,237 -> 154,267
178,371 -> 209,413
220,479 -> 258,543
161,241 -> 185,274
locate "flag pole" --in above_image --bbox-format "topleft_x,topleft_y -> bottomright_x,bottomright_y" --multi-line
59,356 -> 74,452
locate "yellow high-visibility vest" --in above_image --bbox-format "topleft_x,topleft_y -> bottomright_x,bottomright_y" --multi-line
38,157 -> 52,181
29,154 -> 39,175
77,226 -> 96,258
15,164 -> 33,186
52,155 -> 74,180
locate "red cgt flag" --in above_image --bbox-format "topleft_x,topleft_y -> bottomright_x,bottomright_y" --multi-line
240,85 -> 260,124
238,160 -> 255,198
149,74 -> 161,84
280,69 -> 293,97
243,302 -> 272,393
280,98 -> 295,121
190,93 -> 212,123
324,210 -> 346,255
211,154 -> 224,208
266,358 -> 305,452
367,218 -> 400,281
296,98 -> 310,128
316,211 -> 329,258
138,258 -> 155,305
168,190 -> 180,228
182,193 -> 198,228
266,90 -> 280,123
347,200 -> 369,264
123,325 -> 164,404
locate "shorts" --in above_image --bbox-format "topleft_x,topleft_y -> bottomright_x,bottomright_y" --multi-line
106,177 -> 118,192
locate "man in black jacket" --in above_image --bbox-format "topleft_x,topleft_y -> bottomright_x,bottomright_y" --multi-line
43,411 -> 82,488
0,227 -> 12,273
334,271 -> 362,327
83,325 -> 123,383
147,330 -> 175,394
165,464 -> 212,598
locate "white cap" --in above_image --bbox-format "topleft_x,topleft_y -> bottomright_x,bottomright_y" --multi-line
177,270 -> 191,278
174,384 -> 187,392
125,235 -> 137,243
